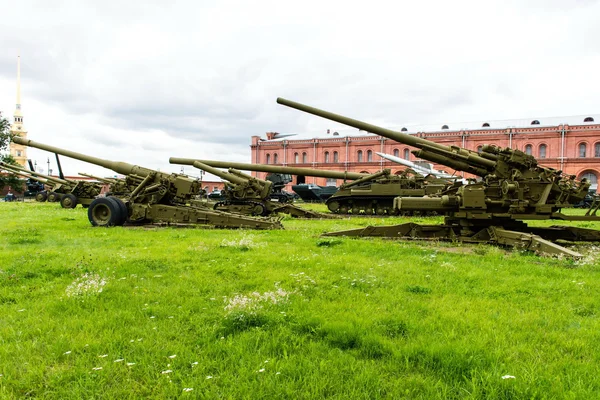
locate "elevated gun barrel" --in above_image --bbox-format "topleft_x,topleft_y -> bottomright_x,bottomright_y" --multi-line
275,97 -> 497,176
78,172 -> 117,184
0,161 -> 70,184
0,165 -> 51,184
169,158 -> 367,180
191,161 -> 248,185
12,137 -> 155,177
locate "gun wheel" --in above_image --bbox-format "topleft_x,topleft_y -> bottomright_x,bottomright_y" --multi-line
60,194 -> 78,209
88,197 -> 125,226
35,192 -> 48,202
47,192 -> 60,202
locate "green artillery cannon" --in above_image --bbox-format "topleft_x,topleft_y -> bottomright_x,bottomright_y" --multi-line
0,161 -> 102,208
276,97 -> 600,258
78,172 -> 133,197
169,158 -> 335,218
170,159 -> 452,215
12,137 -> 282,229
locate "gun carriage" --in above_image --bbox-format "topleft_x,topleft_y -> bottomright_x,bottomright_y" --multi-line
12,137 -> 282,230
169,159 -> 334,218
170,159 -> 452,215
276,97 -> 600,258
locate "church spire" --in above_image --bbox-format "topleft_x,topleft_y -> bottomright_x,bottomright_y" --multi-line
14,55 -> 23,125
16,55 -> 21,111
10,55 -> 28,166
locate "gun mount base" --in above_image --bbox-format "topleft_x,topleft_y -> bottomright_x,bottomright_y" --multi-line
322,220 -> 599,259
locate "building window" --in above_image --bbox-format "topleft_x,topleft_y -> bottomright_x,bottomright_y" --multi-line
393,149 -> 399,157
595,143 -> 600,158
531,120 -> 540,125
580,171 -> 598,186
579,143 -> 587,158
401,127 -> 408,132
441,125 -> 449,130
367,150 -> 373,162
294,153 -> 299,163
302,152 -> 307,163
584,117 -> 595,123
325,178 -> 337,187
16,150 -> 22,157
525,144 -> 532,155
324,151 -> 330,163
266,154 -> 271,164
357,150 -> 363,162
539,144 -> 547,159
482,122 -> 490,127
273,154 -> 278,164
403,149 -> 410,160
333,151 -> 339,163
477,145 -> 483,154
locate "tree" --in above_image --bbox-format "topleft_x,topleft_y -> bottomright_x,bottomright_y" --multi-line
0,112 -> 24,192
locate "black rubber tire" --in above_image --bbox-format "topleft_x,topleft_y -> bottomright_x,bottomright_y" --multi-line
60,194 -> 78,209
47,192 -> 60,202
88,197 -> 124,227
107,196 -> 128,226
35,192 -> 48,202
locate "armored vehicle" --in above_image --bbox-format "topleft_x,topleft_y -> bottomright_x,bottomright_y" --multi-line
276,97 -> 600,258
12,137 -> 282,230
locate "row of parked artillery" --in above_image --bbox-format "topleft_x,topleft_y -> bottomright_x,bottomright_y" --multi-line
4,97 -> 600,258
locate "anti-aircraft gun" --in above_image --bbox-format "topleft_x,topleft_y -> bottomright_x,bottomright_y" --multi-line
12,137 -> 282,229
276,97 -> 600,258
170,159 -> 452,215
169,158 -> 335,219
0,160 -> 103,208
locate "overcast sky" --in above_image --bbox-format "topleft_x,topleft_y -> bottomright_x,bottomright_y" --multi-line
1,0 -> 599,178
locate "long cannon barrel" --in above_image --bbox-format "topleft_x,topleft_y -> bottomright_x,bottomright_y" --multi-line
275,97 -> 498,176
12,137 -> 155,177
169,158 -> 367,180
191,161 -> 249,185
78,172 -> 117,184
0,161 -> 70,185
0,165 -> 51,184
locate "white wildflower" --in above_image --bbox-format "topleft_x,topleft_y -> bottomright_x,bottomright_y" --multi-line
191,362 -> 198,365
183,388 -> 194,392
168,355 -> 177,359
63,351 -> 71,355
127,363 -> 136,366
206,376 -> 213,379
17,309 -> 25,312
92,367 -> 103,371
114,359 -> 124,363
258,368 -> 265,373
161,370 -> 173,374
502,375 -> 516,379
66,273 -> 108,297
99,354 -> 108,358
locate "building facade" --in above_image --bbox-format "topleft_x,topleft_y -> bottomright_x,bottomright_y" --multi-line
251,117 -> 600,192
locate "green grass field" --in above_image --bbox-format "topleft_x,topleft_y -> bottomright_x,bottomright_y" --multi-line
1,202 -> 599,399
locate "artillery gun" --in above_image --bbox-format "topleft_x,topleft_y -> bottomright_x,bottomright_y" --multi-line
276,97 -> 600,258
0,161 -> 102,208
11,137 -> 282,230
170,159 -> 452,215
169,158 -> 334,219
0,161 -> 45,199
78,172 -> 133,197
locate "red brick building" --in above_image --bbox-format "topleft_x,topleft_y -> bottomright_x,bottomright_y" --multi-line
251,115 -> 600,192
